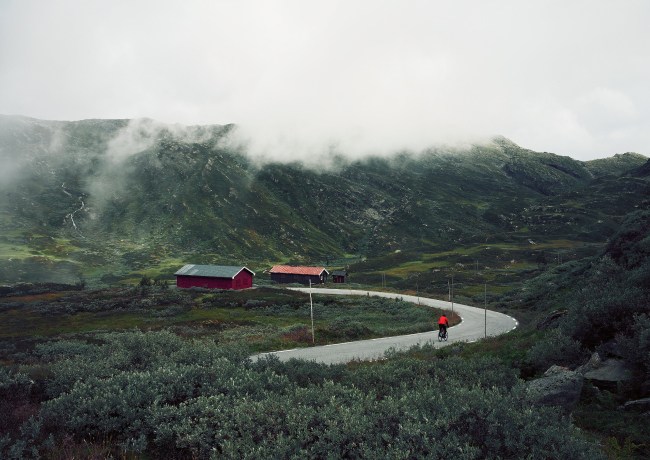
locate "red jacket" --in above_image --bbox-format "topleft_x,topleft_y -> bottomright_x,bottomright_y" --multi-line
438,316 -> 449,326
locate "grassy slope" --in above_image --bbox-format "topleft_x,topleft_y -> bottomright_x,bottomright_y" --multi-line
1,116 -> 648,286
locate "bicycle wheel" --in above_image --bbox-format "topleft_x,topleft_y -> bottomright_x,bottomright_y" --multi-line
438,330 -> 443,342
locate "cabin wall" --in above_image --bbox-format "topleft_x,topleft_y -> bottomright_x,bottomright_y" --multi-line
233,270 -> 253,289
270,273 -> 326,285
176,272 -> 253,290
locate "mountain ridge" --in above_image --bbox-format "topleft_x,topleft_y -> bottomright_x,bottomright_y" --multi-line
0,115 -> 648,284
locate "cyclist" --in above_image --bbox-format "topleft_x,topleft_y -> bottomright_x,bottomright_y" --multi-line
438,314 -> 449,336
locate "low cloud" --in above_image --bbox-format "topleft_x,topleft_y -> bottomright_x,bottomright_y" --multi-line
1,1 -> 649,161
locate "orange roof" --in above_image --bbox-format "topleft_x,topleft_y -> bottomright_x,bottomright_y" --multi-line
269,265 -> 328,275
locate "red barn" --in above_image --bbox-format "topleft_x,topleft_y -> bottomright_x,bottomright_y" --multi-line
270,265 -> 328,285
174,264 -> 255,290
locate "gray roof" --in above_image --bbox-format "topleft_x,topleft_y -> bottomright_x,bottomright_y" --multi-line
332,270 -> 348,276
174,264 -> 255,279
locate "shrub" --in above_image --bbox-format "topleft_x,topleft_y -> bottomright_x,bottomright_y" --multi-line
243,299 -> 265,309
560,256 -> 650,348
139,275 -> 152,287
527,329 -> 587,373
33,340 -> 97,362
280,324 -> 312,342
16,330 -> 606,459
471,291 -> 503,304
617,313 -> 650,371
329,317 -> 370,338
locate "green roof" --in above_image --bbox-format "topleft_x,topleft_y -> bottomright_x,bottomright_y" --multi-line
174,264 -> 255,279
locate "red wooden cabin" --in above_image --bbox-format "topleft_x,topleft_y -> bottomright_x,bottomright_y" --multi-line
175,264 -> 255,290
269,265 -> 328,285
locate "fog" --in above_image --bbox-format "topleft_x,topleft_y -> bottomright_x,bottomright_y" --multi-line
1,0 -> 649,161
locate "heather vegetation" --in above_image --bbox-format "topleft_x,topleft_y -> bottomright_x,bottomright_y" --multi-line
2,331 -> 606,459
0,287 -> 449,351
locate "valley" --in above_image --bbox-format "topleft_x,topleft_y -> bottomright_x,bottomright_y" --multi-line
1,115 -> 649,459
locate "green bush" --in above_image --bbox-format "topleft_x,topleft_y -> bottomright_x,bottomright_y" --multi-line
5,327 -> 609,458
560,256 -> 650,348
0,330 -> 608,458
471,291 -> 502,304
527,329 -> 587,373
617,313 -> 650,371
33,340 -> 97,362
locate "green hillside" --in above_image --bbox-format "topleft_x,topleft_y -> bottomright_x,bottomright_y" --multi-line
0,115 -> 648,286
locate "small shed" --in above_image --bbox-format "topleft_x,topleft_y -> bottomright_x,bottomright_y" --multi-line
270,265 -> 328,285
175,264 -> 255,290
331,270 -> 348,284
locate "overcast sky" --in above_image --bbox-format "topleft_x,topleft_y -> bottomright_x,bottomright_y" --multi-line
1,0 -> 649,161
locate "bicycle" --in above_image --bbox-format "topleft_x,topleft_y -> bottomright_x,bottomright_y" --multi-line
438,327 -> 448,342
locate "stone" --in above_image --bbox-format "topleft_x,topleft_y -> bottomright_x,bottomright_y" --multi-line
584,358 -> 634,392
584,359 -> 633,381
544,365 -> 569,377
589,352 -> 602,368
527,370 -> 584,411
619,397 -> 650,412
575,352 -> 601,375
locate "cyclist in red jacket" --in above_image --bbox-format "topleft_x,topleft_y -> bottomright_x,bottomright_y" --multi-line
438,315 -> 449,335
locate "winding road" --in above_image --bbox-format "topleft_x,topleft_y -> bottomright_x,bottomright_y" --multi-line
252,288 -> 519,365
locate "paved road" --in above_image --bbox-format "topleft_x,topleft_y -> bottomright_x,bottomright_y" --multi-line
251,288 -> 519,365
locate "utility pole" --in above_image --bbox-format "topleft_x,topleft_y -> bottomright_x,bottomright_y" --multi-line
451,274 -> 454,322
447,280 -> 451,302
416,282 -> 420,305
484,283 -> 487,339
309,280 -> 315,343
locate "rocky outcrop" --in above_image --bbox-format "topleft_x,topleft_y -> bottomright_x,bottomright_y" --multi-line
576,353 -> 634,392
618,397 -> 650,412
575,352 -> 602,375
527,368 -> 584,411
544,365 -> 570,376
584,359 -> 633,381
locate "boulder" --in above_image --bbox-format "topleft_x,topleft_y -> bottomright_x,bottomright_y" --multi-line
528,369 -> 584,411
536,309 -> 568,331
618,397 -> 650,412
584,358 -> 634,392
575,352 -> 602,375
544,365 -> 570,376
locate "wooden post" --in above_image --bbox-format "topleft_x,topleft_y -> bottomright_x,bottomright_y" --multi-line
484,284 -> 487,339
310,280 -> 315,343
451,274 -> 454,322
